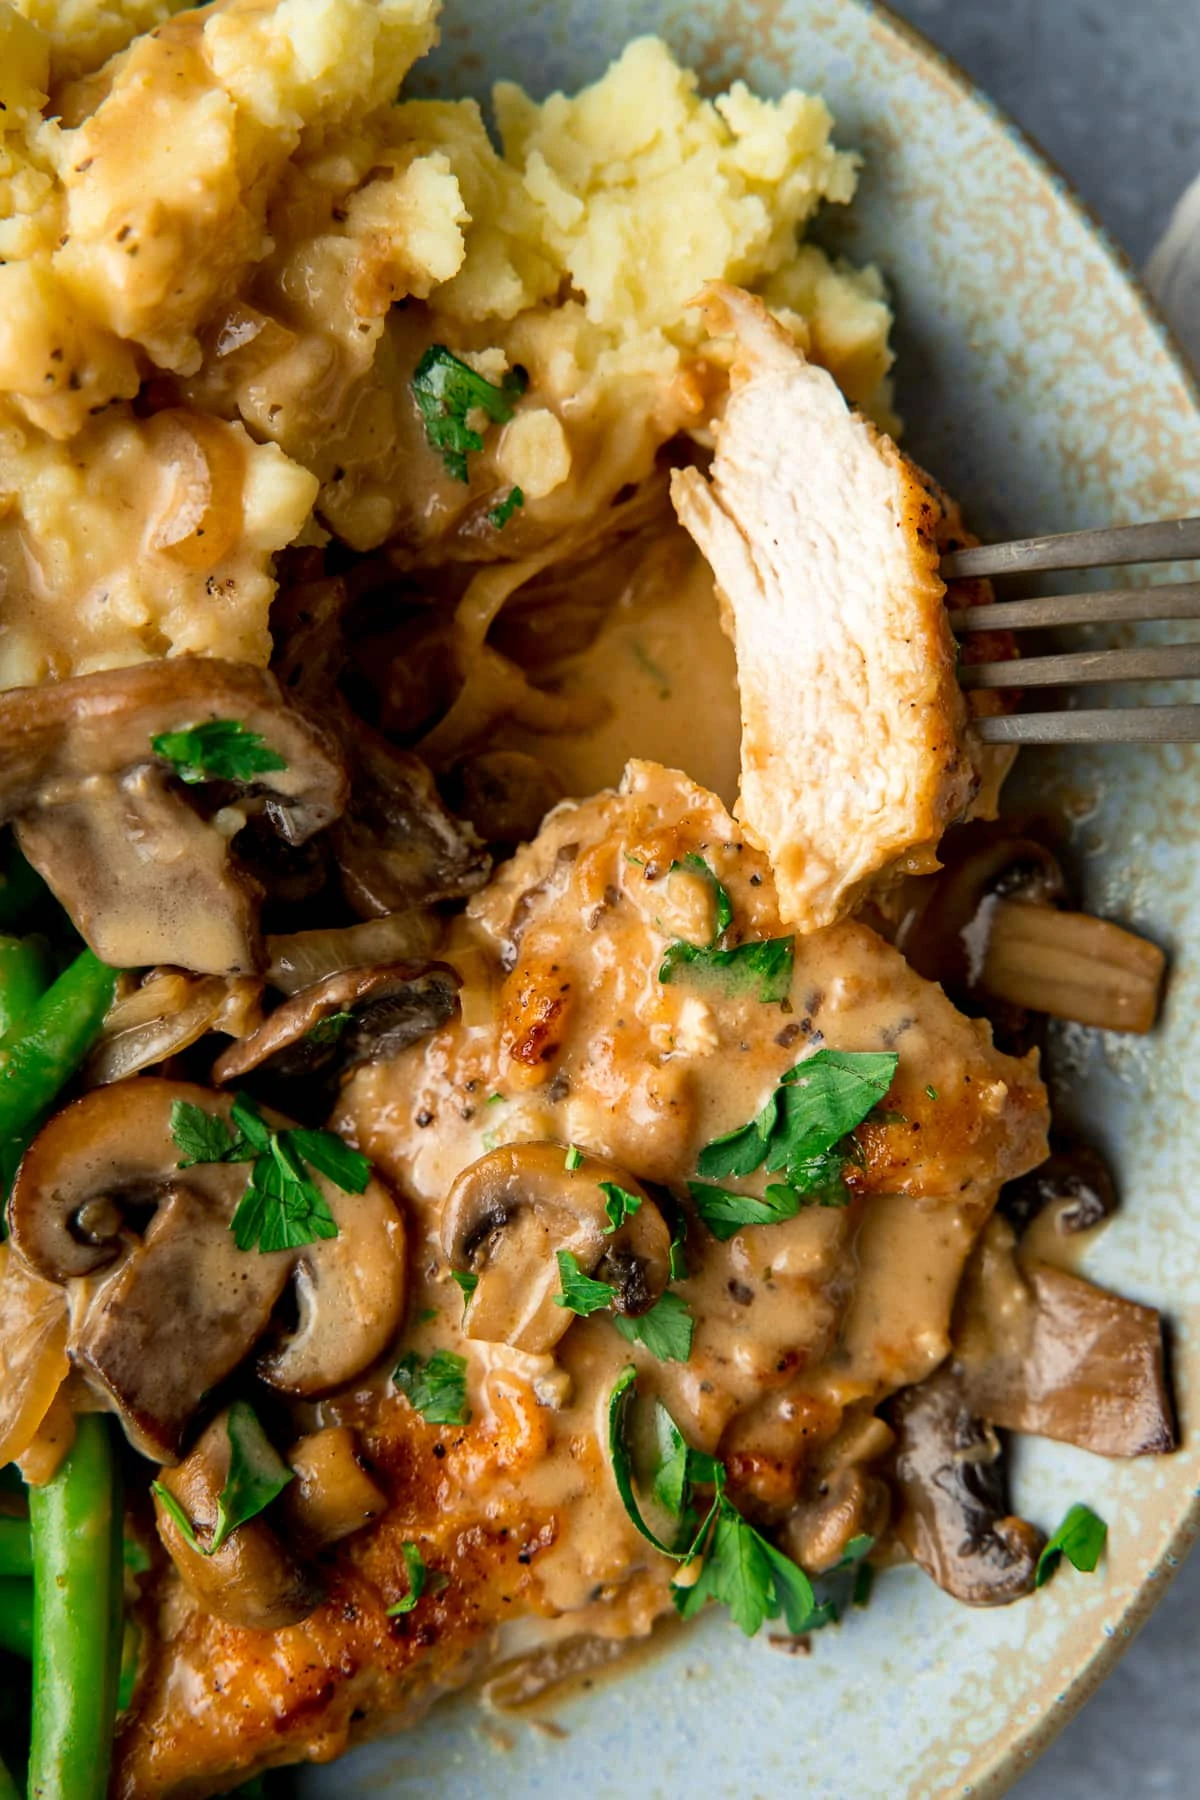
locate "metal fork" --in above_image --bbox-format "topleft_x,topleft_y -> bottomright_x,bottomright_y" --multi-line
942,515 -> 1200,743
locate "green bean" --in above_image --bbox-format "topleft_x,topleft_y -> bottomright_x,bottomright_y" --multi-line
0,839 -> 49,935
0,937 -> 50,1042
0,1576 -> 32,1659
0,1751 -> 19,1800
0,948 -> 116,1166
0,1516 -> 31,1578
28,1415 -> 122,1800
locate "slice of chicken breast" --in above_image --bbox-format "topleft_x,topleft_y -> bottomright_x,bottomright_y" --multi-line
671,282 -> 979,934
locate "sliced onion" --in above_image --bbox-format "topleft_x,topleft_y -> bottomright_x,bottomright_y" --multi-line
146,410 -> 244,571
0,1242 -> 70,1467
265,909 -> 442,995
86,971 -> 264,1086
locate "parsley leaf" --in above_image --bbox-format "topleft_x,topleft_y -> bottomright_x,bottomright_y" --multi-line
613,1290 -> 694,1362
286,1126 -> 370,1194
169,1100 -> 252,1169
387,1541 -> 432,1615
697,1092 -> 779,1181
694,1049 -> 899,1208
656,853 -> 794,1003
487,485 -> 524,528
411,346 -> 526,482
172,1093 -> 368,1255
394,1349 -> 471,1425
673,852 -> 734,938
553,1250 -> 618,1316
606,1365 -> 693,1557
607,1370 -> 824,1638
564,1143 -> 584,1172
151,1403 -> 292,1557
451,1268 -> 479,1315
687,1181 -> 801,1240
1035,1503 -> 1107,1587
659,935 -> 795,1004
651,1400 -> 692,1519
306,1010 -> 355,1047
599,1181 -> 643,1232
152,720 -> 287,786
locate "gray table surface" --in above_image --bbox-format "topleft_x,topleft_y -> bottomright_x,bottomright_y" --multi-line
882,5 -> 1200,1795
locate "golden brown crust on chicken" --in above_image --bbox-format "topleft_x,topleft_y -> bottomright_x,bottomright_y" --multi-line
671,283 -> 982,934
116,763 -> 1047,1797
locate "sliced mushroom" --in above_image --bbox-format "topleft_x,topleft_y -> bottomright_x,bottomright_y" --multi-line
953,1216 -> 1174,1458
0,660 -> 346,975
255,1167 -> 407,1396
282,1426 -> 387,1556
210,962 -> 460,1110
445,751 -> 565,850
441,1143 -> 671,1355
153,1410 -> 323,1631
896,822 -> 1165,1034
6,1079 -> 406,1458
272,573 -> 489,915
780,1411 -> 894,1575
998,1140 -> 1117,1241
887,1366 -> 1044,1606
85,969 -> 264,1087
333,732 -> 491,918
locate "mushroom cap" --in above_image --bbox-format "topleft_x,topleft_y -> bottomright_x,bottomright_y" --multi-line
887,1366 -> 1044,1606
282,1426 -> 386,1557
0,659 -> 346,975
153,1409 -> 323,1631
6,1078 -> 408,1455
210,961 -> 460,1098
441,1142 -> 671,1355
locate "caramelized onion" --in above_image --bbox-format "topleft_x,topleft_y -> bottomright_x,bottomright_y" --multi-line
85,970 -> 263,1086
0,1243 -> 70,1468
265,909 -> 443,995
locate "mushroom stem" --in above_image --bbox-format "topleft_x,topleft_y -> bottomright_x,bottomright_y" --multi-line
981,899 -> 1164,1033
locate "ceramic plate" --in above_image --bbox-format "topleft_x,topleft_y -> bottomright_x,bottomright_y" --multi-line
301,2 -> 1200,1793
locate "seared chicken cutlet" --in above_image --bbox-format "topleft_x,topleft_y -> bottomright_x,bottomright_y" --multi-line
117,762 -> 1047,1797
672,284 -> 980,933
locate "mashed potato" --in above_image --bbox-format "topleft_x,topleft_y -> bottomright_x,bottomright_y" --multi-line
0,0 -> 894,687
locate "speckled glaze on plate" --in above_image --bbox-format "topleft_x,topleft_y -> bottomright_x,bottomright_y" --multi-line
299,2 -> 1200,1795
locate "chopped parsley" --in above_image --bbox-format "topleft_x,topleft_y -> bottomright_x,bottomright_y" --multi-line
306,1010 -> 355,1047
612,1290 -> 694,1363
656,853 -> 794,1004
393,1349 -> 471,1426
553,1250 -> 618,1316
925,1085 -> 939,1101
675,852 -> 734,937
386,1541 -> 446,1615
170,1094 -> 370,1254
151,1403 -> 292,1557
450,1268 -> 479,1315
1035,1503 -> 1107,1588
487,485 -> 524,528
599,1181 -> 643,1232
151,719 -> 287,786
607,1368 -> 830,1637
686,1181 -> 805,1239
411,345 -> 526,482
564,1143 -> 584,1172
553,1252 -> 693,1361
692,1048 -> 899,1216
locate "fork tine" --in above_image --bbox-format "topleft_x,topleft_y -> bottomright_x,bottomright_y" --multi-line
975,706 -> 1200,744
949,580 -> 1200,633
942,515 -> 1200,579
960,643 -> 1200,690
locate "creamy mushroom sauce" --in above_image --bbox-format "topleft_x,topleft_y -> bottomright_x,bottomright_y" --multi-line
335,761 -> 1047,1625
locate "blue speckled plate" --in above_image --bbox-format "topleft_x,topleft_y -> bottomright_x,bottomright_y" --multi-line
303,2 -> 1200,1793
